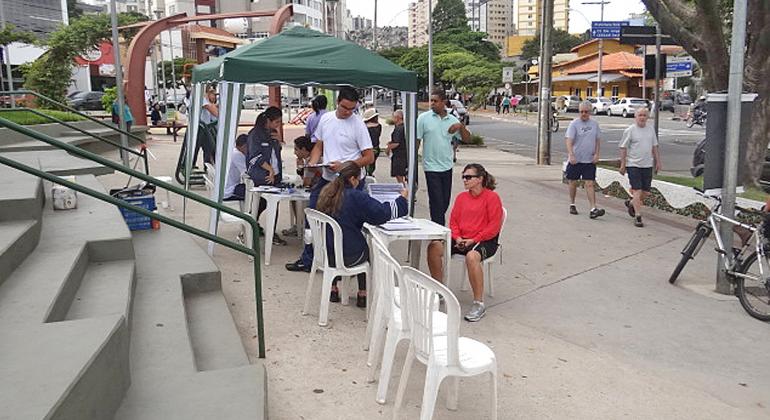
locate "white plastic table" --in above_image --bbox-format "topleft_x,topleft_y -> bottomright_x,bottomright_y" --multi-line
365,218 -> 451,286
249,187 -> 310,265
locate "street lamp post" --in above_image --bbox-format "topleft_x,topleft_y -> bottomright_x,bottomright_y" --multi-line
110,0 -> 130,167
428,0 -> 433,92
583,1 -> 610,97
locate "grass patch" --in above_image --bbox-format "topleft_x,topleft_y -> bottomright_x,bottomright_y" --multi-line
468,134 -> 484,146
739,187 -> 769,202
0,109 -> 86,125
655,174 -> 703,189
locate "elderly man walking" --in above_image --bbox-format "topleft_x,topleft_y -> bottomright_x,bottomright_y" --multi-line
565,100 -> 605,219
619,107 -> 661,227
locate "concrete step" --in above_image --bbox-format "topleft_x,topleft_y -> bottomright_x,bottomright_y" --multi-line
116,228 -> 266,420
0,219 -> 40,287
2,150 -> 114,177
0,174 -> 135,419
0,164 -> 44,222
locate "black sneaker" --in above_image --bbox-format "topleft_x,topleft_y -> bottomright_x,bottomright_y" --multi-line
569,205 -> 578,215
285,259 -> 311,272
330,288 -> 341,303
624,200 -> 636,218
634,216 -> 644,227
272,234 -> 287,246
356,293 -> 367,308
589,208 -> 605,219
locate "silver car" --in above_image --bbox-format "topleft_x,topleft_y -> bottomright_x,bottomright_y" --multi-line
608,97 -> 650,118
587,97 -> 612,115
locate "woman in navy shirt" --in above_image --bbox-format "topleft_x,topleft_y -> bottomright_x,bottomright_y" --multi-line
317,162 -> 408,307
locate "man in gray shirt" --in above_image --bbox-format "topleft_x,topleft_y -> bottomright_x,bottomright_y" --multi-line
565,101 -> 605,219
619,107 -> 662,227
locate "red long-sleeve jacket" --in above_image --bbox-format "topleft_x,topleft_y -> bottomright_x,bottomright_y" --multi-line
449,189 -> 503,243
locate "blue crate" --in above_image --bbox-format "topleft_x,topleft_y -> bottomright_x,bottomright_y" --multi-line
117,195 -> 157,231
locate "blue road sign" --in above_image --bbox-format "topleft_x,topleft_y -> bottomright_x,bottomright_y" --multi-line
591,21 -> 630,39
666,60 -> 693,77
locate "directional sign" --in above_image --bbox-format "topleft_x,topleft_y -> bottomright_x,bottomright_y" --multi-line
620,26 -> 678,46
667,57 -> 694,77
591,21 -> 630,39
502,67 -> 514,83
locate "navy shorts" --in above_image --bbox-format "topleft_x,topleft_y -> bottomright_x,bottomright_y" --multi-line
627,167 -> 653,191
565,162 -> 597,181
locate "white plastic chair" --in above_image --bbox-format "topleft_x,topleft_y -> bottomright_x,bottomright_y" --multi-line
203,162 -> 246,223
302,208 -> 370,327
453,208 -> 508,297
366,237 -> 447,404
365,175 -> 377,186
394,267 -> 498,420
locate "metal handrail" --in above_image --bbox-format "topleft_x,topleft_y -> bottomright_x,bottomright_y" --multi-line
0,116 -> 267,359
0,89 -> 146,145
0,108 -> 150,174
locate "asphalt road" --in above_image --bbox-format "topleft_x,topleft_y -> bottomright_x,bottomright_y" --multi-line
468,112 -> 706,176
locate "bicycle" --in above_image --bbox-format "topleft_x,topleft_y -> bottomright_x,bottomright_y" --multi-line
669,193 -> 770,321
551,110 -> 559,132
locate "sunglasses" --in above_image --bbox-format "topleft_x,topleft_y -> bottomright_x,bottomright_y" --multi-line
462,174 -> 480,180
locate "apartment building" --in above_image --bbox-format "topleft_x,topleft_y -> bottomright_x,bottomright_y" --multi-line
516,0 -> 569,36
484,0 -> 515,47
408,0 -> 435,47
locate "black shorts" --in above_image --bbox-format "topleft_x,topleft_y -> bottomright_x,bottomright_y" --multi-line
451,237 -> 499,260
627,167 -> 653,191
565,163 -> 596,181
391,155 -> 407,177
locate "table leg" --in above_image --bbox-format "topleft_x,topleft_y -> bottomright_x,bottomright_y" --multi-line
295,201 -> 307,239
407,240 -> 421,269
263,197 -> 279,265
444,232 -> 451,288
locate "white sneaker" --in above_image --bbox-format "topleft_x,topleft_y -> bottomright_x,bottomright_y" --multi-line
464,301 -> 486,322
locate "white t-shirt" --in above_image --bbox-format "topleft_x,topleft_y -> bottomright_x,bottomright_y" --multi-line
314,111 -> 373,181
619,123 -> 658,168
200,99 -> 217,124
224,148 -> 247,198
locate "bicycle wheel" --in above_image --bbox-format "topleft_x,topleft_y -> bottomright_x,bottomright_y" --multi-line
686,117 -> 695,128
669,224 -> 710,284
735,252 -> 770,321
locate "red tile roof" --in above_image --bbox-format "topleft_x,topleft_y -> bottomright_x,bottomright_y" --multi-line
187,24 -> 238,38
567,52 -> 643,74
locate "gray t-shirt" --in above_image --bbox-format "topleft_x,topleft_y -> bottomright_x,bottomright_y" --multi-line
566,118 -> 601,163
619,123 -> 658,168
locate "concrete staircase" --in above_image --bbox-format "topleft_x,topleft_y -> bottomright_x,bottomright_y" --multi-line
0,121 -> 146,155
0,157 -> 266,419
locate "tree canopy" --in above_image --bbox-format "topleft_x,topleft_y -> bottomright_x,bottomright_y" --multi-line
0,24 -> 36,47
432,0 -> 468,34
22,12 -> 148,105
520,29 -> 585,60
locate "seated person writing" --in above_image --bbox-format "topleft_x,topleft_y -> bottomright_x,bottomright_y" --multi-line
317,162 -> 408,307
427,163 -> 503,322
283,135 -> 322,238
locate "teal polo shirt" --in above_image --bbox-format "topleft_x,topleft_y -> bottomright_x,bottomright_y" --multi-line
417,110 -> 461,172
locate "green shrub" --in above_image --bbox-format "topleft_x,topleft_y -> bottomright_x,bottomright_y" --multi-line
468,134 -> 484,145
101,87 -> 117,113
0,109 -> 85,125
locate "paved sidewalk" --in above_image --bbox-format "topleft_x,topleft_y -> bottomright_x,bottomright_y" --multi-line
125,126 -> 770,420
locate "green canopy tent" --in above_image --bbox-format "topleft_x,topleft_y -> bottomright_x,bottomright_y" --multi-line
185,26 -> 419,256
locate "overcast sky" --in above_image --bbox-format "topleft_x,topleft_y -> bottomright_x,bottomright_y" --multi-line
346,0 -> 647,33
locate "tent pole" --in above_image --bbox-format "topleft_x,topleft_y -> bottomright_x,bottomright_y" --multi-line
404,92 -> 417,216
184,82 -> 204,223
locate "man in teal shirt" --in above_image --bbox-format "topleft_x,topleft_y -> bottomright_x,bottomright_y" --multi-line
417,89 -> 471,225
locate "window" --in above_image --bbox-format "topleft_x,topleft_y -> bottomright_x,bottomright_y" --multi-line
586,87 -> 593,97
611,86 -> 619,97
575,89 -> 581,98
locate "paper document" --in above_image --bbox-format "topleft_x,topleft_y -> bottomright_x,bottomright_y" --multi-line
380,218 -> 420,231
368,183 -> 404,204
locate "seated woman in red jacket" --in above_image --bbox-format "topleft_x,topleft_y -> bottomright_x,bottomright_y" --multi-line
427,163 -> 503,322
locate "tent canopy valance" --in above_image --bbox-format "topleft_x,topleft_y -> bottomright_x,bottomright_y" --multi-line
191,26 -> 418,92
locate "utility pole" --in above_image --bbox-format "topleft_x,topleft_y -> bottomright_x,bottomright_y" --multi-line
167,30 -> 177,100
654,23 -> 662,138
583,1 -> 609,98
372,0 -> 377,109
641,45 -> 646,100
110,0 -> 130,167
428,0 -> 434,92
154,10 -> 167,104
717,0 -> 749,294
536,0 -> 554,165
0,0 -> 15,107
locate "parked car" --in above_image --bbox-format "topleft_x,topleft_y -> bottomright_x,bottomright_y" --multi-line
560,95 -> 582,112
449,99 -> 470,125
526,96 -> 557,113
68,91 -> 105,111
607,97 -> 649,118
160,93 -> 188,113
587,97 -> 612,115
242,95 -> 258,109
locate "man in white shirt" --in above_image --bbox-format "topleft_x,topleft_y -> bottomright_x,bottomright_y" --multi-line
619,107 -> 662,227
224,134 -> 248,201
286,87 -> 375,272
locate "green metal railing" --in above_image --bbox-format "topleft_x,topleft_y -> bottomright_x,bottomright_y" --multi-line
1,89 -> 146,146
0,108 -> 150,174
0,117 -> 267,359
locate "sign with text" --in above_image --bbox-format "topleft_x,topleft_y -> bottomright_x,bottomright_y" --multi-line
666,57 -> 694,77
502,67 -> 514,83
591,21 -> 630,39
